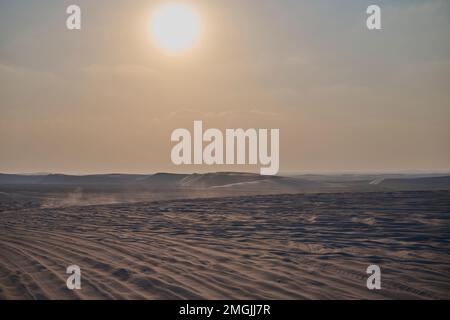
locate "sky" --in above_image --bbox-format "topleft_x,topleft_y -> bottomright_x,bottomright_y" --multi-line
0,0 -> 449,174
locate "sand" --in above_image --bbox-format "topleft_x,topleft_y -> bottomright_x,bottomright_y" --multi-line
0,191 -> 449,299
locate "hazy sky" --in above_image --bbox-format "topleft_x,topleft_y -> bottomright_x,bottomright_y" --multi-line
1,0 -> 449,174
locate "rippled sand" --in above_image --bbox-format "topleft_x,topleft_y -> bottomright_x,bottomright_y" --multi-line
1,191 -> 449,299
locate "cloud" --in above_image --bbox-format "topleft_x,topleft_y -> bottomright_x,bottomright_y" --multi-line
0,63 -> 58,82
81,64 -> 157,78
159,108 -> 281,122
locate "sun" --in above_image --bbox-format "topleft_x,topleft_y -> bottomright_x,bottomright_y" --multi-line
150,3 -> 202,53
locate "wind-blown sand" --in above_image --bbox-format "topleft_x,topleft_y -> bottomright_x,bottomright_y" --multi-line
0,191 -> 449,299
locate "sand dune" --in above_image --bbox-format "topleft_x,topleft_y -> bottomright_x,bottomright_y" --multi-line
1,191 -> 449,299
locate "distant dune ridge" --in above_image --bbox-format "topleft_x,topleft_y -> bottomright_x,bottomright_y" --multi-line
1,171 -> 449,190
0,171 -> 449,210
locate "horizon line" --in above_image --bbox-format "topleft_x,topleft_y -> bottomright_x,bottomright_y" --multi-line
1,170 -> 450,177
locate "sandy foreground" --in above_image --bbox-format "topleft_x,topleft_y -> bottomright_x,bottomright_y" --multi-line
0,191 -> 449,299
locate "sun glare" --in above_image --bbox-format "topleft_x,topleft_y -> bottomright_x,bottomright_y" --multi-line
150,3 -> 202,53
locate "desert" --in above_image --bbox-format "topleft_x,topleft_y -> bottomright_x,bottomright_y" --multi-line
0,172 -> 449,299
